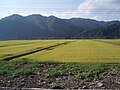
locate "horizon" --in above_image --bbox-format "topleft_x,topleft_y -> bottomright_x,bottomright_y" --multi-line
1,14 -> 120,22
0,0 -> 120,21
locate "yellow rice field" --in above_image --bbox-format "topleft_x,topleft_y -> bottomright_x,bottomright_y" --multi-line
0,40 -> 120,63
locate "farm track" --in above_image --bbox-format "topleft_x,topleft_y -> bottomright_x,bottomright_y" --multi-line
1,41 -> 71,61
95,40 -> 120,46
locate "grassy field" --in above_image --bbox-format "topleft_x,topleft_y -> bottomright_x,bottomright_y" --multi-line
0,59 -> 120,79
0,39 -> 120,63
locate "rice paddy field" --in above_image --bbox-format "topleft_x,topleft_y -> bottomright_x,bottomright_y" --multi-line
0,39 -> 120,63
0,39 -> 120,89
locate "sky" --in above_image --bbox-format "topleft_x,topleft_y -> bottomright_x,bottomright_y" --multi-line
0,0 -> 120,21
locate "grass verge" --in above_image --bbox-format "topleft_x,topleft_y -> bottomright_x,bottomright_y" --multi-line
0,59 -> 120,80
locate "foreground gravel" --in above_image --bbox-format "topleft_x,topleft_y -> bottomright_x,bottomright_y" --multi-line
0,65 -> 120,89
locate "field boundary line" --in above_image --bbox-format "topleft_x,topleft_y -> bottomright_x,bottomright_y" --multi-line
93,40 -> 120,46
1,41 -> 71,61
0,41 -> 42,48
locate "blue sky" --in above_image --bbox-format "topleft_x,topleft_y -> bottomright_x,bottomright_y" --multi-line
0,0 -> 120,21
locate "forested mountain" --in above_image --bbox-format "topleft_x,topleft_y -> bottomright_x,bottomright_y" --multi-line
0,14 -> 120,39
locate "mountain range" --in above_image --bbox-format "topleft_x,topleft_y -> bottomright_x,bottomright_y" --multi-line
0,14 -> 120,39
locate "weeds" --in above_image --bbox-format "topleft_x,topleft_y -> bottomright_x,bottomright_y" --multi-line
0,59 -> 120,80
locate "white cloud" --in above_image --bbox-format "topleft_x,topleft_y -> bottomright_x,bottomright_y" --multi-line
54,0 -> 120,21
73,0 -> 120,21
